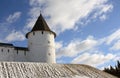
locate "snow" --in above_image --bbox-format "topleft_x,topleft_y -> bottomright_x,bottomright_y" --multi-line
0,62 -> 117,78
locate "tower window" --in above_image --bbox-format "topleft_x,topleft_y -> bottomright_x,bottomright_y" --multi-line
48,53 -> 51,56
1,49 -> 3,52
24,51 -> 26,56
33,32 -> 35,35
8,49 -> 9,52
48,41 -> 50,43
17,50 -> 18,54
41,31 -> 44,34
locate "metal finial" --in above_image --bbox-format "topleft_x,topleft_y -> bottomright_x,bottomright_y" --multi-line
40,10 -> 42,15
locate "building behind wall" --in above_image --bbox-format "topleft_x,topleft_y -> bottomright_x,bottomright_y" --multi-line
0,14 -> 56,63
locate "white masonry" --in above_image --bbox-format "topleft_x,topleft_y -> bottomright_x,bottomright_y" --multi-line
0,14 -> 56,63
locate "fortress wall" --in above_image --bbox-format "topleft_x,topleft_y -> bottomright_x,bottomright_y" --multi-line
0,46 -> 28,62
14,49 -> 28,62
0,46 -> 14,61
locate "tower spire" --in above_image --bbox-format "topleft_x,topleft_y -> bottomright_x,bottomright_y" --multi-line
40,10 -> 41,15
31,14 -> 51,32
26,13 -> 56,38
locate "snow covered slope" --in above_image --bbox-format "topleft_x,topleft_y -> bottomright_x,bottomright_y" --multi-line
0,62 -> 117,78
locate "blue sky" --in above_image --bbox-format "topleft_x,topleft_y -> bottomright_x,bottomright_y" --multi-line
0,0 -> 120,69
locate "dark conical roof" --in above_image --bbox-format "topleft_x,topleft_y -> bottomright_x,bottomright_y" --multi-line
31,14 -> 51,32
26,14 -> 56,38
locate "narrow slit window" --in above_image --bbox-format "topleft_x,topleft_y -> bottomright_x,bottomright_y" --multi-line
17,50 -> 18,54
24,51 -> 26,56
8,49 -> 9,52
1,49 -> 3,52
33,32 -> 35,35
48,53 -> 51,56
42,31 -> 44,34
48,41 -> 50,43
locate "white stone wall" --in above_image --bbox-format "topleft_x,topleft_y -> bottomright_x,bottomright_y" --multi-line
0,31 -> 56,63
0,46 -> 14,61
14,49 -> 28,62
0,46 -> 28,62
27,31 -> 56,63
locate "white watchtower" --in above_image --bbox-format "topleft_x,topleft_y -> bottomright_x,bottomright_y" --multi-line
26,14 -> 56,63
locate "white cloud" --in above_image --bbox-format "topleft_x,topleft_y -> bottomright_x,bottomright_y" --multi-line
110,40 -> 120,50
5,30 -> 25,42
99,15 -> 107,21
71,53 -> 115,66
93,3 -> 113,21
0,12 -> 22,42
0,12 -> 21,33
114,53 -> 120,61
55,33 -> 118,66
27,0 -> 113,34
55,41 -> 63,50
6,12 -> 21,23
99,28 -> 120,51
56,36 -> 97,58
105,29 -> 120,45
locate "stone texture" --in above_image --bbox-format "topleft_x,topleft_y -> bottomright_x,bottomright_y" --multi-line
0,62 -> 117,78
